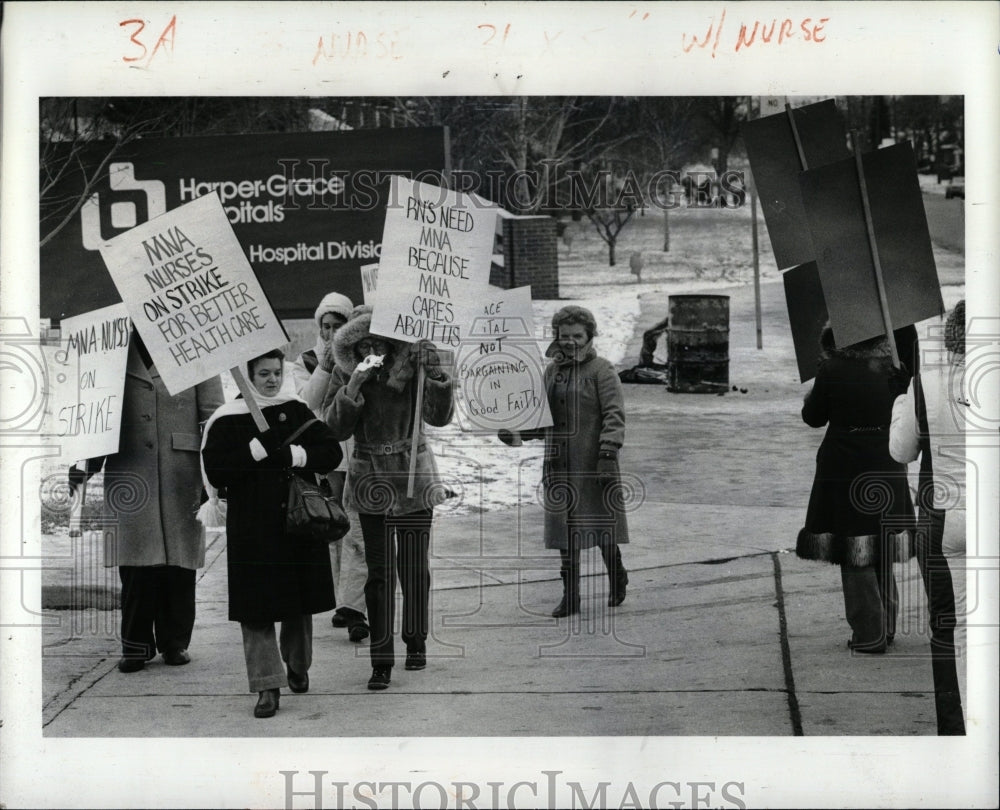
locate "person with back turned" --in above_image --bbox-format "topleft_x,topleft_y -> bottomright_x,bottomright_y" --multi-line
69,332 -> 224,673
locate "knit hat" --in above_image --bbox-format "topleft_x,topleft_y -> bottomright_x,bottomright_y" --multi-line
314,292 -> 354,327
944,300 -> 965,355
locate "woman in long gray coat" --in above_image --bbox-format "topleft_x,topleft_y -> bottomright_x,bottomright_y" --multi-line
500,305 -> 630,617
71,335 -> 224,673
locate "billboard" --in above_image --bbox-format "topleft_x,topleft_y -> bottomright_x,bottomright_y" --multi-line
40,127 -> 448,321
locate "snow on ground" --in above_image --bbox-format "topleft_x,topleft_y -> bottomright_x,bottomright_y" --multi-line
918,171 -> 963,197
46,198 -> 966,519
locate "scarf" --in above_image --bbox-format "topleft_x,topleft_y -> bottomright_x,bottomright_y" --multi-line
196,389 -> 306,528
545,338 -> 597,367
313,336 -> 329,367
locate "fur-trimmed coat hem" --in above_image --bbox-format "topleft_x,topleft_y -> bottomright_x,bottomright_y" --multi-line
796,528 -> 914,567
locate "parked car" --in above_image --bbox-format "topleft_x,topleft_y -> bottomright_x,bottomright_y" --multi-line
945,179 -> 965,199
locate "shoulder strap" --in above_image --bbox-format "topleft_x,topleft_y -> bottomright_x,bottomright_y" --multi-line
281,417 -> 319,448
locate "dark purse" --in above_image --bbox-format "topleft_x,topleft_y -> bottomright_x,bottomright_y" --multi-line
280,418 -> 350,544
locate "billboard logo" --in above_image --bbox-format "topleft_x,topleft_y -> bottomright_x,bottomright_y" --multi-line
81,162 -> 166,250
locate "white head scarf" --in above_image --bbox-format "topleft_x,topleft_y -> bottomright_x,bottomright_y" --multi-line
196,386 -> 306,528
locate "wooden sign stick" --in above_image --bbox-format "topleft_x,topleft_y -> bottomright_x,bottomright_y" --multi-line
230,366 -> 269,431
850,131 -> 901,369
407,363 -> 425,498
750,96 -> 763,350
785,103 -> 808,171
69,465 -> 86,539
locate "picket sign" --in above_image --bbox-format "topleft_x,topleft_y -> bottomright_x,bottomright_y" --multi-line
360,262 -> 379,305
369,177 -> 498,496
99,193 -> 287,397
454,286 -> 553,435
850,130 -> 900,369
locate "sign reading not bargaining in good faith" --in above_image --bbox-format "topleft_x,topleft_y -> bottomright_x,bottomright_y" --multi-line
44,303 -> 131,461
454,286 -> 553,433
369,177 -> 497,347
99,193 -> 288,395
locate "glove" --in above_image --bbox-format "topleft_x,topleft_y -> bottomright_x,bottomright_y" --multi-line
289,444 -> 308,468
497,429 -> 519,446
68,466 -> 87,496
414,339 -> 444,380
887,363 -> 911,399
596,450 -> 619,485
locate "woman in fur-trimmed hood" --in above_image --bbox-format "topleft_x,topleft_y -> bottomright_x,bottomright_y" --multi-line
323,304 -> 454,690
796,323 -> 915,654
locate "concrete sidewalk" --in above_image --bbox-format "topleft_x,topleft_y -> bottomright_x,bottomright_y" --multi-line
41,278 -> 948,737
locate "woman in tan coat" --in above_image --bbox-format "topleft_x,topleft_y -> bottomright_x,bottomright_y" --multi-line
500,305 -> 630,617
323,306 -> 454,691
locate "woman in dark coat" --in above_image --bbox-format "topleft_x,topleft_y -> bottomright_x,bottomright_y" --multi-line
201,349 -> 341,718
323,305 -> 454,691
796,325 -> 914,654
500,305 -> 630,618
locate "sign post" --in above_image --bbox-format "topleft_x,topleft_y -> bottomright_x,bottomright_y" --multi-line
850,131 -> 900,368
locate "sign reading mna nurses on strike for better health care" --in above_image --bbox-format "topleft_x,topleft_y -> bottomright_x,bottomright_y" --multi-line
99,193 -> 288,396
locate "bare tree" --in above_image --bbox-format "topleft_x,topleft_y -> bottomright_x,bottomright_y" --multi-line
39,99 -> 174,247
695,97 -> 748,177
40,97 -> 315,247
637,98 -> 700,251
475,97 -> 638,213
576,164 -> 640,266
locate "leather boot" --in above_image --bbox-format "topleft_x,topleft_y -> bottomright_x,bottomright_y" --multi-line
551,568 -> 580,617
603,545 -> 628,607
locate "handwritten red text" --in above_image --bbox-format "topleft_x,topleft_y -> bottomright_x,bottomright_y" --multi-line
312,30 -> 402,64
119,15 -> 177,68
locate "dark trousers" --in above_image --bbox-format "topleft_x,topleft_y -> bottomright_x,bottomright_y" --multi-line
916,508 -> 965,735
359,510 -> 432,668
119,565 -> 196,659
840,555 -> 898,649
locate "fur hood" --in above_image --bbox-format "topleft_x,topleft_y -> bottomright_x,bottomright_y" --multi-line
331,305 -> 416,392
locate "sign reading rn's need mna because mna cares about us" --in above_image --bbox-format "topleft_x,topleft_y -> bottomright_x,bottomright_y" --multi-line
99,193 -> 287,395
369,177 -> 497,347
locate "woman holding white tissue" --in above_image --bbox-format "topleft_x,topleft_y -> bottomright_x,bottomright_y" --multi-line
323,305 -> 455,691
201,349 -> 342,718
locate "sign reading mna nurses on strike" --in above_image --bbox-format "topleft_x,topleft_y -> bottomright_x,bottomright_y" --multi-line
40,127 -> 448,321
99,193 -> 288,395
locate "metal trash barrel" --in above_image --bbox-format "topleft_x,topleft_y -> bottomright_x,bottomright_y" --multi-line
667,295 -> 730,393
